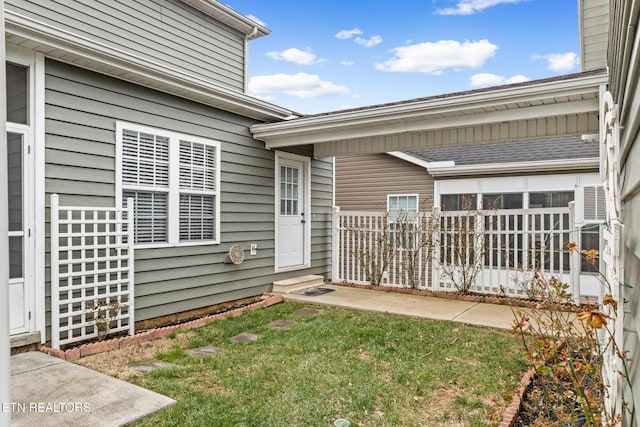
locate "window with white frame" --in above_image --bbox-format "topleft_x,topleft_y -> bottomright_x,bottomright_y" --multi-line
387,195 -> 418,249
387,194 -> 418,213
117,123 -> 220,245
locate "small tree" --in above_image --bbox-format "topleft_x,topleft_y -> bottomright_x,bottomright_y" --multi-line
437,208 -> 488,294
391,209 -> 439,289
350,211 -> 395,286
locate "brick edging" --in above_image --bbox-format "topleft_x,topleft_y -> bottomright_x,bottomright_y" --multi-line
40,293 -> 284,361
499,367 -> 535,427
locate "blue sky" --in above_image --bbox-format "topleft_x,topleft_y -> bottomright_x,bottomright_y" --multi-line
224,0 -> 580,114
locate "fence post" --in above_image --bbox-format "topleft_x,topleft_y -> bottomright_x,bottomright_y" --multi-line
568,201 -> 581,304
50,194 -> 60,349
332,206 -> 340,283
431,206 -> 441,291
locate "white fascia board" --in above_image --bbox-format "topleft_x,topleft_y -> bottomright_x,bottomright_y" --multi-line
387,151 -> 455,169
252,73 -> 607,146
427,157 -> 599,177
5,11 -> 295,121
179,0 -> 270,39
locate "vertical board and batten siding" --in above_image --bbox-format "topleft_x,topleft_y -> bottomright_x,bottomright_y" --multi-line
43,59 -> 332,336
609,0 -> 640,422
5,0 -> 246,91
315,114 -> 600,158
580,0 -> 609,71
335,153 -> 434,212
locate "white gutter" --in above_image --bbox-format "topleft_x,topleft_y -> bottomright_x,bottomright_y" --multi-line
426,157 -> 598,177
388,151 -> 454,169
243,27 -> 258,93
179,0 -> 270,39
6,11 -> 295,122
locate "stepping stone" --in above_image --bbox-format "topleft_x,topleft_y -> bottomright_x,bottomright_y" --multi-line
266,319 -> 295,329
128,360 -> 177,374
186,346 -> 223,357
293,308 -> 323,317
230,332 -> 260,343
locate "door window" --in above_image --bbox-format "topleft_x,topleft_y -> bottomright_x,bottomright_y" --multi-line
280,166 -> 299,216
7,132 -> 24,279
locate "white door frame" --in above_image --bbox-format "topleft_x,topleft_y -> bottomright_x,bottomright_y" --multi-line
274,151 -> 311,272
6,45 -> 45,341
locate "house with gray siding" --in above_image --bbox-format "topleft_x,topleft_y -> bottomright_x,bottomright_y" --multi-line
253,0 -> 638,422
3,0 -> 638,423
5,0 -> 332,349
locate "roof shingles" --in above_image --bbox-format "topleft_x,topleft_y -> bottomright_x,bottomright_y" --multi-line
405,136 -> 599,166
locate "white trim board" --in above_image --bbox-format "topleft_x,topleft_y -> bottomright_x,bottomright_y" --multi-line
435,173 -> 603,204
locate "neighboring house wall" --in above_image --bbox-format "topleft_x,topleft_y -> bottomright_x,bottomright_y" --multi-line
579,0 -> 609,71
335,153 -> 434,212
6,0 -> 247,91
609,0 -> 640,420
43,59 -> 332,337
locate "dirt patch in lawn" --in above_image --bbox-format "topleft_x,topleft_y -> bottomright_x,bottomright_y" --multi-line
76,331 -> 195,380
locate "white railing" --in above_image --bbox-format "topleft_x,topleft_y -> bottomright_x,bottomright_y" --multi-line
334,205 -> 587,299
50,194 -> 135,349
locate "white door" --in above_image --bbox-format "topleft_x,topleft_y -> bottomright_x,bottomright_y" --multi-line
7,129 -> 31,335
277,158 -> 306,268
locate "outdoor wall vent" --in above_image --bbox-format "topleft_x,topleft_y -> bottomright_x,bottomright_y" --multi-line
575,185 -> 606,226
224,244 -> 245,265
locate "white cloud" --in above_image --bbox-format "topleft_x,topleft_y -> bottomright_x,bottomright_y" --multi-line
248,73 -> 349,98
335,28 -> 362,39
376,39 -> 498,74
470,73 -> 530,87
355,35 -> 383,47
340,60 -> 354,66
532,52 -> 579,72
435,0 -> 524,15
266,48 -> 317,65
246,14 -> 267,27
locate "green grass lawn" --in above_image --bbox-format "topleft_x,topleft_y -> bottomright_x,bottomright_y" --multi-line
131,303 -> 527,427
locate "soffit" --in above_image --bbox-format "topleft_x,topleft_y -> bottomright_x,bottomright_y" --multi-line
251,70 -> 607,155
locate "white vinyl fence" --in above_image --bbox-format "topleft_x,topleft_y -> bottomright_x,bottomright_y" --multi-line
333,205 -> 589,299
50,194 -> 135,349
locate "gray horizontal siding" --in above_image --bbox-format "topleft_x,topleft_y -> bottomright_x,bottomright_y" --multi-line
43,59 -> 332,334
581,0 -> 609,71
6,0 -> 246,91
336,153 -> 434,212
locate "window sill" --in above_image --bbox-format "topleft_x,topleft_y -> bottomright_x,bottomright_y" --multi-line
134,241 -> 220,250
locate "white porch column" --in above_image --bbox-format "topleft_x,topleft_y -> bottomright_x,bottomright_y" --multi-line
331,206 -> 340,282
1,0 -> 13,424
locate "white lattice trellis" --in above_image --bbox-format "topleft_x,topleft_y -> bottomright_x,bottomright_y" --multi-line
50,194 -> 135,349
600,91 -> 626,421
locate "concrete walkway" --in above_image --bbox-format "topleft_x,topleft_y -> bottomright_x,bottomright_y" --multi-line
283,284 -> 517,330
9,351 -> 175,426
